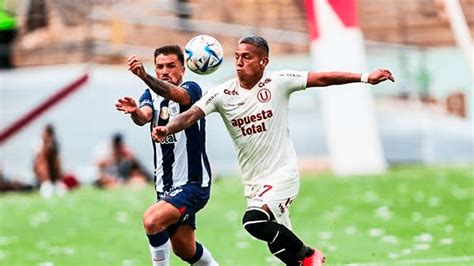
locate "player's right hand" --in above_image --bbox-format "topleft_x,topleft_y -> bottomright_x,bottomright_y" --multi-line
127,55 -> 147,79
151,126 -> 169,142
368,68 -> 395,84
115,97 -> 138,114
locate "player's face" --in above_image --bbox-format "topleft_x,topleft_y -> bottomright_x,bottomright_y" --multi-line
155,53 -> 185,86
235,43 -> 266,82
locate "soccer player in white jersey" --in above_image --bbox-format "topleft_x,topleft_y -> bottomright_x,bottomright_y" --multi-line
150,36 -> 394,266
115,45 -> 218,266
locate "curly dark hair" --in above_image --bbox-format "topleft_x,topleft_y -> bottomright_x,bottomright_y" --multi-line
154,45 -> 184,65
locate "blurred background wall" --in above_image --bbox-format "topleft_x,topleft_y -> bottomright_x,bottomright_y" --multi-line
1,0 -> 473,184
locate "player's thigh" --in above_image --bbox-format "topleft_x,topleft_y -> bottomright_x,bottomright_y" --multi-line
143,200 -> 182,230
169,224 -> 196,258
246,180 -> 299,228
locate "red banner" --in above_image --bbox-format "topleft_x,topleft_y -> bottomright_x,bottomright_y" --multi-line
0,73 -> 89,144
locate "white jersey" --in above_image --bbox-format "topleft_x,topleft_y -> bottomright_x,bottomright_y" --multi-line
194,70 -> 308,186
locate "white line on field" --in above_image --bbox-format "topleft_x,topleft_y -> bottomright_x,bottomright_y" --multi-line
343,256 -> 474,265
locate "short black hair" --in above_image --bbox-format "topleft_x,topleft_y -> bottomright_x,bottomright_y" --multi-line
45,124 -> 55,136
154,45 -> 184,65
238,35 -> 269,56
112,133 -> 123,146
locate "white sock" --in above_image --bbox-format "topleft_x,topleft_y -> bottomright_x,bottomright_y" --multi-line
54,182 -> 68,196
149,239 -> 171,266
192,244 -> 219,266
39,180 -> 54,198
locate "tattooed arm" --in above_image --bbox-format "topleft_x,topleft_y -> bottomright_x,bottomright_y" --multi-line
127,55 -> 191,105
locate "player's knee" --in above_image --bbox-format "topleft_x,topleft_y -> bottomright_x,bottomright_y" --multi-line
242,208 -> 271,240
143,213 -> 166,234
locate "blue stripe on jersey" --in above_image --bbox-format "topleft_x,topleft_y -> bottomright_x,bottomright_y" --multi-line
180,82 -> 210,185
184,121 -> 203,184
150,122 -> 158,190
149,93 -> 158,191
160,142 -> 175,191
199,118 -> 212,179
139,88 -> 153,108
158,99 -> 174,191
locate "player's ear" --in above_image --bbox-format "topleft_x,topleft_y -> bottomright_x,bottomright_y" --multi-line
260,57 -> 269,67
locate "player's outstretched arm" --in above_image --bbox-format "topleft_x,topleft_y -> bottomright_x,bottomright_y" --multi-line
127,55 -> 191,105
151,106 -> 205,142
306,68 -> 395,87
115,97 -> 152,126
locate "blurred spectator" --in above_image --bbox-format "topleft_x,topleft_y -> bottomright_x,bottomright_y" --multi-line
95,133 -> 151,188
0,166 -> 34,192
175,0 -> 192,29
33,124 -> 78,197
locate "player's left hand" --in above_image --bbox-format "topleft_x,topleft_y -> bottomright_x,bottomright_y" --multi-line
368,69 -> 395,84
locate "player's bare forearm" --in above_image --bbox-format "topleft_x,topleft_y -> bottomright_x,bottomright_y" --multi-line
142,74 -> 191,105
307,69 -> 394,87
167,106 -> 205,134
142,73 -> 176,99
131,109 -> 151,126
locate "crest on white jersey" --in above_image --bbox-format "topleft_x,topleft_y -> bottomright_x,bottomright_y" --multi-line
257,88 -> 271,103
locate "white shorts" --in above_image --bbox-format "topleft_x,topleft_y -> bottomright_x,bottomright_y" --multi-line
244,177 -> 299,229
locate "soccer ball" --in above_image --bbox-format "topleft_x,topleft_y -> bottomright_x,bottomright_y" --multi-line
184,35 -> 224,75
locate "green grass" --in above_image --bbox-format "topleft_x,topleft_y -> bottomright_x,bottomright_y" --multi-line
0,165 -> 473,265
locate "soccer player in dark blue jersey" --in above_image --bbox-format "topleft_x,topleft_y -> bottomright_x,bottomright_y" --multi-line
115,45 -> 218,266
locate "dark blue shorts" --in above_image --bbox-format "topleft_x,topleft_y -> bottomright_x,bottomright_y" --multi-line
157,183 -> 210,236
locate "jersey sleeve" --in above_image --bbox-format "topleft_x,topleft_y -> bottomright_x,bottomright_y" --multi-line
138,89 -> 153,108
181,81 -> 202,105
193,86 -> 221,115
276,70 -> 309,94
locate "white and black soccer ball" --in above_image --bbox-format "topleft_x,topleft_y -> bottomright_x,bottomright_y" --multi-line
184,35 -> 224,75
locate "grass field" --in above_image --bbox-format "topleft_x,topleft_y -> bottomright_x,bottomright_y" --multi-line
1,165 -> 473,266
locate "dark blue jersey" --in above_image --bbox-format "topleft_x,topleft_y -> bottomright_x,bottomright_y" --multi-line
139,81 -> 211,192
